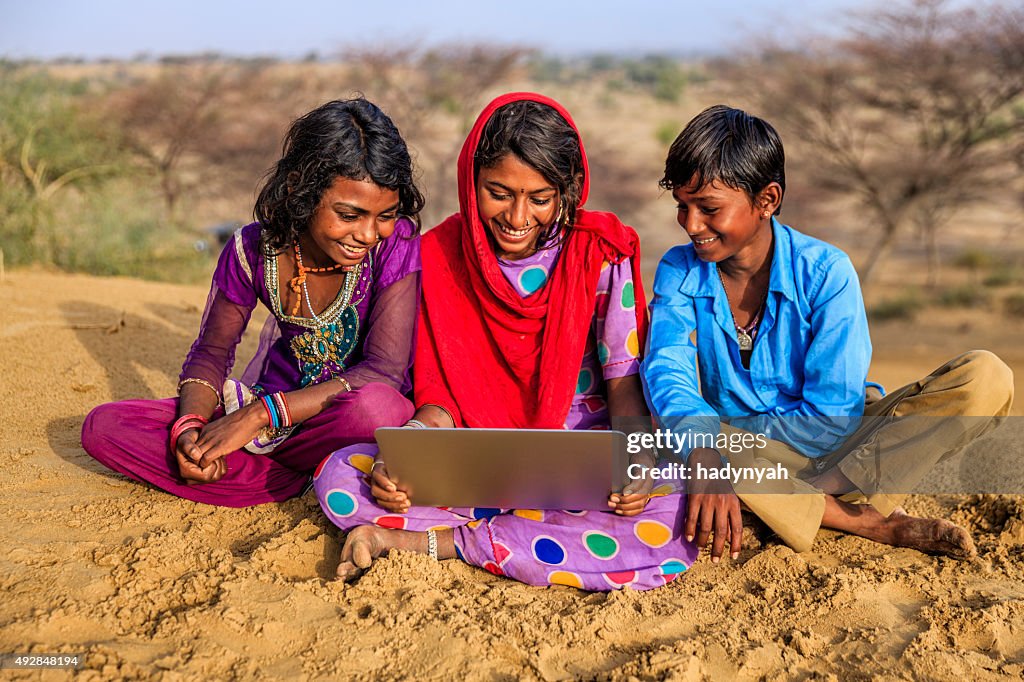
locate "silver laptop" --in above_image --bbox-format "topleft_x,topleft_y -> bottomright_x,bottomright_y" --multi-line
375,428 -> 629,510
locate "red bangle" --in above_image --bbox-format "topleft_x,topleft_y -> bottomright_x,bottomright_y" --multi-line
170,413 -> 209,450
272,392 -> 292,428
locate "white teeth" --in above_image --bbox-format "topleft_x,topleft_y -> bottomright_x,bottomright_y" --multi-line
340,244 -> 367,255
694,237 -> 718,245
499,225 -> 531,238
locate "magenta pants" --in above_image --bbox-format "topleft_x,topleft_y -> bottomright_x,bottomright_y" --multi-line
81,382 -> 414,507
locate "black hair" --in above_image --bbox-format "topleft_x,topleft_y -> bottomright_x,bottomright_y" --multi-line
473,100 -> 584,249
254,97 -> 425,253
660,104 -> 785,215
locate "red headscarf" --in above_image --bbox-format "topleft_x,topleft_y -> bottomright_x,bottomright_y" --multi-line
414,92 -> 648,428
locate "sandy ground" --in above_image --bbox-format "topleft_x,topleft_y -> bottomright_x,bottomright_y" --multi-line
2,268 -> 1023,681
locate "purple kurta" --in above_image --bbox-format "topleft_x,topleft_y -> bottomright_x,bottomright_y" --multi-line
184,220 -> 420,395
81,220 -> 420,506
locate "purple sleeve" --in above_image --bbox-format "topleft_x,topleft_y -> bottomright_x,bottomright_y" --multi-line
596,257 -> 641,381
340,218 -> 420,392
342,272 -> 419,393
372,217 -> 421,290
179,228 -> 259,391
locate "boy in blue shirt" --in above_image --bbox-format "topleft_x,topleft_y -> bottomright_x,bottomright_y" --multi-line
642,105 -> 1013,562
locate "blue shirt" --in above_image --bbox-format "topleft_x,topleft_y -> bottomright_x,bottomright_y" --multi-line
641,219 -> 872,459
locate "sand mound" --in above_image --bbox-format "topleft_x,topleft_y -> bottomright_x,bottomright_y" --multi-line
1,269 -> 1022,680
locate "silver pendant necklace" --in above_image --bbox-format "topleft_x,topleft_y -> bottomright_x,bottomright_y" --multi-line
716,267 -> 767,352
295,244 -> 360,327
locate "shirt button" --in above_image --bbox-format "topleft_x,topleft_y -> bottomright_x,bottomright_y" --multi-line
760,385 -> 769,391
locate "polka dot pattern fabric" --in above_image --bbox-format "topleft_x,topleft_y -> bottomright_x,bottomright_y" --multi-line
494,243 -> 642,432
314,444 -> 698,592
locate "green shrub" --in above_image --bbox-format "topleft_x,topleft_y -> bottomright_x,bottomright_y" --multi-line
656,121 -> 681,147
983,267 -> 1020,288
623,56 -> 687,102
0,67 -> 129,268
49,187 -> 216,283
952,249 -> 993,270
1005,293 -> 1024,318
936,285 -> 990,308
869,291 -> 921,321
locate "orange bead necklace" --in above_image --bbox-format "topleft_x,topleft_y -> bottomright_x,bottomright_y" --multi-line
288,242 -> 344,318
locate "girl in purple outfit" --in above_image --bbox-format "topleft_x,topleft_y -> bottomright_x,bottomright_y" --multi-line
81,98 -> 422,506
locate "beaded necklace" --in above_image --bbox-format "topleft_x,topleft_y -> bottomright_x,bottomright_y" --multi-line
289,242 -> 355,325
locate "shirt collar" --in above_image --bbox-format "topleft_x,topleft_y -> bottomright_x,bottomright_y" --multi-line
767,218 -> 797,302
677,219 -> 797,302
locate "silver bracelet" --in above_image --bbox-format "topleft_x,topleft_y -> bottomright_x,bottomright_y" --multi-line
404,419 -> 428,429
426,529 -> 438,560
424,403 -> 455,428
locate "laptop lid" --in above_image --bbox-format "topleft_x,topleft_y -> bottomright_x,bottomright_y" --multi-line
375,428 -> 629,511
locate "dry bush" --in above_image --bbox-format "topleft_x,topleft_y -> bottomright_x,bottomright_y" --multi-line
722,0 -> 1024,287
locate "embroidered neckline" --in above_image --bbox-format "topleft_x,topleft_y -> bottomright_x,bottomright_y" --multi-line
264,248 -> 373,329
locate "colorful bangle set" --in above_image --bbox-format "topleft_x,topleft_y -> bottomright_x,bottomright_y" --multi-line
260,392 -> 293,430
169,413 -> 209,450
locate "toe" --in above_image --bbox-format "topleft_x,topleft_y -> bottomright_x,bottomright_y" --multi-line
947,525 -> 976,559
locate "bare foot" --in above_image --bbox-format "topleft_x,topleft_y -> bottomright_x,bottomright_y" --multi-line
886,508 -> 976,560
822,498 -> 976,559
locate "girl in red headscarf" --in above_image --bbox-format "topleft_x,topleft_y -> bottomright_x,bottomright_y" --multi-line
314,93 -> 698,591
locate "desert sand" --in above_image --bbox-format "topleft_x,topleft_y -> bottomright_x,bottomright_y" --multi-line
2,268 -> 1023,681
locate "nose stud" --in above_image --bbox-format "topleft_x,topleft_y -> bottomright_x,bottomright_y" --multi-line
524,218 -> 531,228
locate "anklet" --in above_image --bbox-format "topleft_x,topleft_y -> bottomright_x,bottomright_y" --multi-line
426,529 -> 438,560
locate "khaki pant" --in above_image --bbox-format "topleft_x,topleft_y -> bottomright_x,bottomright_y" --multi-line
724,350 -> 1014,552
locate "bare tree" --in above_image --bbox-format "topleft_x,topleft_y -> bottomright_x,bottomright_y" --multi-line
108,62 -> 289,225
342,44 -> 529,226
731,0 -> 1024,287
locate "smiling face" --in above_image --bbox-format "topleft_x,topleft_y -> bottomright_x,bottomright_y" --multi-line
672,177 -> 780,266
303,175 -> 400,267
476,154 -> 560,261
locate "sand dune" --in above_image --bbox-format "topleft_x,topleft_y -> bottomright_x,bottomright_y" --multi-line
1,269 -> 1022,680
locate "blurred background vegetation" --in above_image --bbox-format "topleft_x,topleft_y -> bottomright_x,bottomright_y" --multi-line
1,0 -> 1022,321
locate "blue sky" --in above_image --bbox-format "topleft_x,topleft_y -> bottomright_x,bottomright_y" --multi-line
1,0 -> 878,60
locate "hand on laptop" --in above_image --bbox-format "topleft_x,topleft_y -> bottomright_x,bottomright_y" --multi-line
608,450 -> 655,516
369,457 -> 411,513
